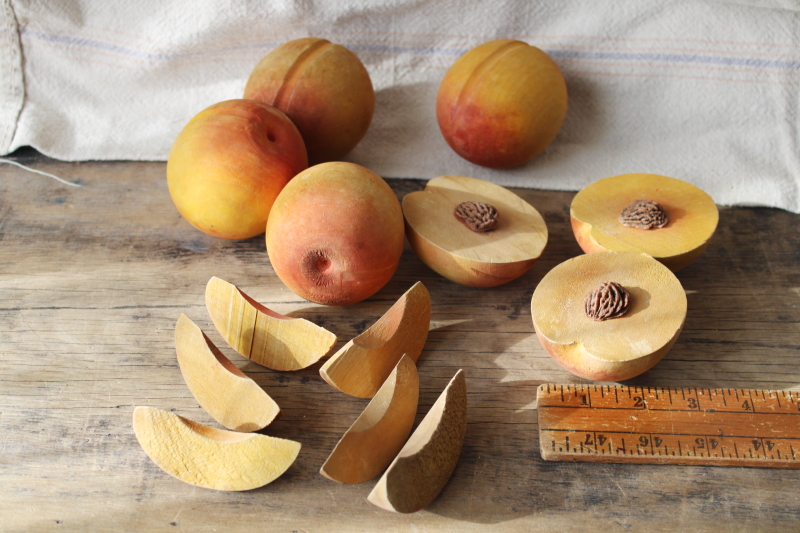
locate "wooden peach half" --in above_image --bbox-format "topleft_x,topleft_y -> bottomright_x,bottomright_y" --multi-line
402,175 -> 548,287
530,251 -> 687,382
132,406 -> 300,491
570,173 -> 719,272
320,354 -> 419,484
174,314 -> 280,432
205,276 -> 337,371
319,282 -> 430,398
367,369 -> 467,514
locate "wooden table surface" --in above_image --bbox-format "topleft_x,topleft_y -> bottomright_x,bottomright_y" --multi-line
2,151 -> 799,532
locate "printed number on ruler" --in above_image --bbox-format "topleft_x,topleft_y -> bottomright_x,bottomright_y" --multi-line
537,384 -> 800,468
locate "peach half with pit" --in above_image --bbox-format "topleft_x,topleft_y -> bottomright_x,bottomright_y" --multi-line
402,175 -> 548,287
436,39 -> 568,169
265,162 -> 405,306
531,251 -> 687,382
167,99 -> 307,240
570,173 -> 719,272
244,37 -> 375,164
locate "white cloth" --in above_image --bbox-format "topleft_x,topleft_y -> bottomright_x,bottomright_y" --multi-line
2,0 -> 800,212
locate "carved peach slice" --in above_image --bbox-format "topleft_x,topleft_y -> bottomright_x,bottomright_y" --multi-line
367,369 -> 467,513
320,354 -> 419,484
402,175 -> 548,287
531,251 -> 687,382
175,314 -> 280,432
132,406 -> 300,491
570,173 -> 719,271
205,277 -> 337,371
319,282 -> 430,398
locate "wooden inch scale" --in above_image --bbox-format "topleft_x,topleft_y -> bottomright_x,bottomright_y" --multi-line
537,384 -> 800,468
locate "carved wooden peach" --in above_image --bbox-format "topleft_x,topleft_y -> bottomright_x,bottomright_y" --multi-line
133,406 -> 300,491
320,282 -> 430,398
167,99 -> 307,239
570,173 -> 719,271
244,37 -> 374,164
205,277 -> 337,371
174,314 -> 280,432
436,39 -> 568,169
531,251 -> 687,382
367,369 -> 467,513
265,162 -> 405,306
402,175 -> 548,287
320,354 -> 419,484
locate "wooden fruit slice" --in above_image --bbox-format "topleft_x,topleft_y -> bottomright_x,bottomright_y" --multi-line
402,175 -> 548,287
367,369 -> 467,513
205,276 -> 337,371
175,313 -> 280,432
132,406 -> 300,491
570,173 -> 719,271
320,354 -> 419,484
319,282 -> 430,398
530,251 -> 687,381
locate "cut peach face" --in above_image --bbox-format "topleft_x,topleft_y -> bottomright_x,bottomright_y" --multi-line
205,277 -> 337,371
133,406 -> 300,491
436,39 -> 568,169
402,175 -> 548,287
320,354 -> 419,484
531,251 -> 687,382
174,314 -> 280,432
167,99 -> 307,240
266,162 -> 405,306
367,369 -> 467,514
244,38 -> 374,164
570,173 -> 719,271
320,282 -> 430,398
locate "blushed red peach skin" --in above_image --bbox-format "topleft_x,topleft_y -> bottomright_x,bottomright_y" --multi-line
436,39 -> 567,169
244,38 -> 374,164
265,162 -> 405,306
166,99 -> 307,240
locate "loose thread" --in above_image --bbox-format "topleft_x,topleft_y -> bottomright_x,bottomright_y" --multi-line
0,157 -> 83,187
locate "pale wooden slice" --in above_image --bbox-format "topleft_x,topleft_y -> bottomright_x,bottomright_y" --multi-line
320,354 -> 419,484
205,276 -> 337,371
175,313 -> 280,432
570,173 -> 718,271
531,251 -> 687,381
403,175 -> 547,287
132,406 -> 300,491
367,369 -> 467,513
319,282 -> 430,398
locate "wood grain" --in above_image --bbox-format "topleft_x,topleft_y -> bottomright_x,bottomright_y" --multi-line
1,149 -> 799,531
537,384 -> 800,468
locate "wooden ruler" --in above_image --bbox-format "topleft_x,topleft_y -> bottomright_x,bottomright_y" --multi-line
537,384 -> 800,468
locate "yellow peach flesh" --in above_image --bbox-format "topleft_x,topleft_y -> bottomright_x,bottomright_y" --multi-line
531,251 -> 687,381
570,173 -> 718,271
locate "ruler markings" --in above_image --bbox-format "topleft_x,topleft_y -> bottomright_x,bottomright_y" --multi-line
538,384 -> 800,469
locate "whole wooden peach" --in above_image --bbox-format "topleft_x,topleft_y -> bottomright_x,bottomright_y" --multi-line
167,99 -> 307,240
244,38 -> 374,164
436,39 -> 568,169
265,162 -> 404,306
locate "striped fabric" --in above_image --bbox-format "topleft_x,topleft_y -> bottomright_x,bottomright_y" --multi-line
1,0 -> 799,211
